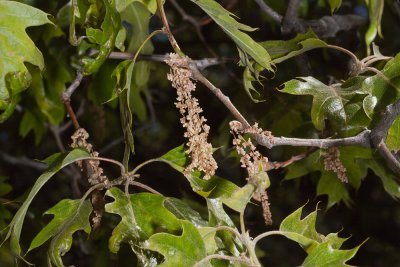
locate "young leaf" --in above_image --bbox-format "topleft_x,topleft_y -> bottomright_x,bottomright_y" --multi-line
191,0 -> 273,72
82,0 -> 121,74
279,205 -> 363,265
365,0 -> 384,54
302,241 -> 364,267
260,30 -> 328,64
2,149 -> 91,255
28,199 -> 92,267
146,221 -> 208,267
160,145 -> 255,213
0,1 -> 53,122
327,0 -> 342,13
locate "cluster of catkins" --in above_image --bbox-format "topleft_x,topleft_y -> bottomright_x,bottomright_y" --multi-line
323,147 -> 348,183
70,128 -> 108,185
230,120 -> 272,225
165,53 -> 217,180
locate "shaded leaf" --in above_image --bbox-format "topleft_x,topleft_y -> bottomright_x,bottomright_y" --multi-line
82,0 -> 121,74
0,1 -> 53,122
2,149 -> 91,255
285,147 -> 372,207
328,0 -> 342,13
28,199 -> 92,267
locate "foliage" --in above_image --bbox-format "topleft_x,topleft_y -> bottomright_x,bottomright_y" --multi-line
0,0 -> 399,266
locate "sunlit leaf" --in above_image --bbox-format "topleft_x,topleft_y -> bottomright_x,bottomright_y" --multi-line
105,188 -> 206,253
146,221 -> 208,267
2,149 -> 91,255
279,205 -> 363,265
28,199 -> 92,267
191,0 -> 273,72
302,241 -> 364,267
0,1 -> 53,122
160,145 -> 255,212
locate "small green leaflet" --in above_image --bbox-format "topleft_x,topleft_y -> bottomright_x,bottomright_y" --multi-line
260,30 -> 328,64
0,1 -> 53,122
386,117 -> 400,150
279,205 -> 364,266
2,149 -> 91,255
365,0 -> 384,54
328,0 -> 342,13
160,145 -> 255,213
28,199 -> 92,267
191,0 -> 273,72
81,0 -> 121,74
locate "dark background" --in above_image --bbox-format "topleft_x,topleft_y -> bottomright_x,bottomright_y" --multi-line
1,0 -> 400,266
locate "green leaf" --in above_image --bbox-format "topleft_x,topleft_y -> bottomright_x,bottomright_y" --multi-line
366,160 -> 400,199
260,30 -> 328,64
146,221 -> 208,267
285,147 -> 372,207
279,77 -> 365,131
28,199 -> 92,267
0,1 -> 53,122
105,188 -> 206,253
2,149 -> 91,255
365,0 -> 384,54
0,176 -> 12,197
116,0 -> 157,13
191,0 -> 273,72
302,241 -> 364,267
327,0 -> 342,13
160,145 -> 255,212
121,1 -> 154,54
386,116 -> 400,150
279,205 -> 363,264
19,109 -> 46,145
82,0 -> 121,74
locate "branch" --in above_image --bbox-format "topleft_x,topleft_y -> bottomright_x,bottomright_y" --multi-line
371,99 -> 400,173
259,129 -> 372,149
0,151 -> 46,171
107,51 -> 231,70
62,71 -> 84,130
253,0 -> 282,24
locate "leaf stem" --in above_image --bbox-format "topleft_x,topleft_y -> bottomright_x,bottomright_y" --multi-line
156,0 -> 184,56
253,230 -> 284,245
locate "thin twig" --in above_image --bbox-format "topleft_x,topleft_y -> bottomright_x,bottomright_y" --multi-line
253,0 -> 283,23
63,71 -> 84,100
371,99 -> 400,173
107,51 -> 231,70
253,230 -> 283,245
0,151 -> 47,170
